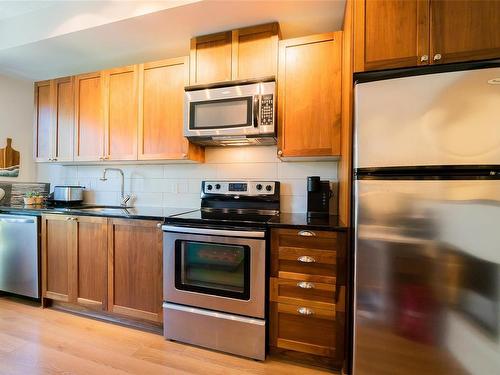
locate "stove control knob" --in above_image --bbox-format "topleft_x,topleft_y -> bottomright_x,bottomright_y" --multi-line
256,184 -> 263,191
215,184 -> 221,190
266,184 -> 273,192
207,184 -> 213,191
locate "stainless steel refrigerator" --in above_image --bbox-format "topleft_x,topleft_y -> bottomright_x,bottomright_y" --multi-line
353,61 -> 500,375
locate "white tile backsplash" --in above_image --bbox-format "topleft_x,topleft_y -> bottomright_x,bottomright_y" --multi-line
37,146 -> 338,213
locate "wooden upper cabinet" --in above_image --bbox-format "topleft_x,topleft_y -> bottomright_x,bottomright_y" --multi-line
190,23 -> 280,84
74,72 -> 104,162
107,218 -> 163,322
278,32 -> 342,158
190,31 -> 232,85
103,66 -> 138,161
354,0 -> 500,72
53,77 -> 74,162
139,57 -> 203,161
232,23 -> 279,80
430,0 -> 500,65
34,81 -> 53,162
354,0 -> 429,72
34,78 -> 74,162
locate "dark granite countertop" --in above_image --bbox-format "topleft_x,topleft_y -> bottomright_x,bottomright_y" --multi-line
0,204 -> 195,221
268,213 -> 348,231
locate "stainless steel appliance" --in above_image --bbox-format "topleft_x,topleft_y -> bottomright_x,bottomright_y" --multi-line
52,185 -> 84,203
353,61 -> 500,375
162,180 -> 280,360
0,214 -> 39,298
184,78 -> 276,146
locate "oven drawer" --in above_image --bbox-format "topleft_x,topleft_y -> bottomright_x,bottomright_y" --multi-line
270,301 -> 336,358
270,277 -> 336,310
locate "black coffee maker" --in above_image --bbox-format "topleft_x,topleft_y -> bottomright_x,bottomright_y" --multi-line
307,176 -> 332,218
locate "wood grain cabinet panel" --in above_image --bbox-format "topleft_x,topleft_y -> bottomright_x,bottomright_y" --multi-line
354,0 -> 430,72
75,216 -> 108,309
107,219 -> 163,322
42,215 -> 73,302
430,0 -> 500,65
139,57 -> 203,162
190,31 -> 232,85
53,77 -> 74,162
103,66 -> 138,161
278,32 -> 342,158
74,72 -> 104,161
231,23 -> 279,80
34,81 -> 53,162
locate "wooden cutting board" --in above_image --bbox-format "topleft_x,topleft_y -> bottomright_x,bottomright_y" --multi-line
0,138 -> 20,169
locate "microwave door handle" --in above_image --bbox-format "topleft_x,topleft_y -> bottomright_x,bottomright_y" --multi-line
253,95 -> 260,127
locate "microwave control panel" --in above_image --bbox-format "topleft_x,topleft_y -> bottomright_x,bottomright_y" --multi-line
260,94 -> 274,126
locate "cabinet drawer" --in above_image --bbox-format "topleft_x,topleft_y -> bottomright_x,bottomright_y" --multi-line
270,277 -> 336,310
273,228 -> 339,250
277,246 -> 336,283
270,302 -> 336,358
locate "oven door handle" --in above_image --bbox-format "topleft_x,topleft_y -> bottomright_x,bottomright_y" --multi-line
162,225 -> 265,238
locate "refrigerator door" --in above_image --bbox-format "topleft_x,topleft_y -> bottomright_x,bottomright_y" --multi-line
354,66 -> 500,168
354,178 -> 500,375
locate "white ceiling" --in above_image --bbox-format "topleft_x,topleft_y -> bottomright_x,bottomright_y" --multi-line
0,0 -> 345,81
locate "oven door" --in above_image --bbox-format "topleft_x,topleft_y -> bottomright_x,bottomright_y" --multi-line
162,226 -> 266,318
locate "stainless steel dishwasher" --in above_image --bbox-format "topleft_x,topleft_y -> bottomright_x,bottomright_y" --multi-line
0,214 -> 40,298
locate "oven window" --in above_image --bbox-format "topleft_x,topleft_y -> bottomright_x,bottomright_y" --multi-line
189,97 -> 253,130
175,240 -> 251,300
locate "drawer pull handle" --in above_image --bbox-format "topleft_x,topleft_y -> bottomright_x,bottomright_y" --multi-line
297,281 -> 315,289
298,230 -> 316,237
297,307 -> 314,316
297,255 -> 316,263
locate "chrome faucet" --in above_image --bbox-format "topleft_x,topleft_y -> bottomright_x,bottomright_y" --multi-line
100,168 -> 131,207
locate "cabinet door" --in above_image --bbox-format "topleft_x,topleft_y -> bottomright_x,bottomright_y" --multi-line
103,66 -> 138,161
354,0 -> 430,72
278,32 -> 342,158
74,216 -> 108,310
53,77 -> 74,162
107,219 -> 163,322
190,31 -> 232,85
34,80 -> 53,162
42,215 -> 73,302
430,0 -> 500,65
139,57 -> 203,161
231,23 -> 279,80
74,72 -> 104,161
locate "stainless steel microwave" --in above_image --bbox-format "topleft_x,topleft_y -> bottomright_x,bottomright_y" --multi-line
184,78 -> 276,146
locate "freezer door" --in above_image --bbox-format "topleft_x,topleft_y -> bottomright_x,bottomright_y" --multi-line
353,178 -> 500,375
354,67 -> 500,168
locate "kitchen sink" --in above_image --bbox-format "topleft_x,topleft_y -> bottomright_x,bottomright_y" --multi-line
73,205 -> 134,214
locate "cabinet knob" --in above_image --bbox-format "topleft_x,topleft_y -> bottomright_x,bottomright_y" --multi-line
297,255 -> 316,263
182,153 -> 187,158
298,230 -> 316,237
157,223 -> 162,229
277,150 -> 283,156
297,307 -> 314,316
66,217 -> 77,221
297,281 -> 316,289
420,55 -> 429,62
433,53 -> 442,61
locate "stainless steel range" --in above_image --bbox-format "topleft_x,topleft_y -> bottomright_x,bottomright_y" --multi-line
162,180 -> 280,360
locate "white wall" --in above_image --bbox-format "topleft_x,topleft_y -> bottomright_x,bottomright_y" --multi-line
37,146 -> 338,213
0,74 -> 35,182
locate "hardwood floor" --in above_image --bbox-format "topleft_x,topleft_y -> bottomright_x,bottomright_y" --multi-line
0,297 -> 335,375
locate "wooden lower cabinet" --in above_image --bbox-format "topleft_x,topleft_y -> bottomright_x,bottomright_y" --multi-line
107,218 -> 163,322
42,215 -> 163,324
269,228 -> 346,369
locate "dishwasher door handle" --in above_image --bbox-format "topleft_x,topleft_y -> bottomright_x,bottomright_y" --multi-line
0,217 -> 35,224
